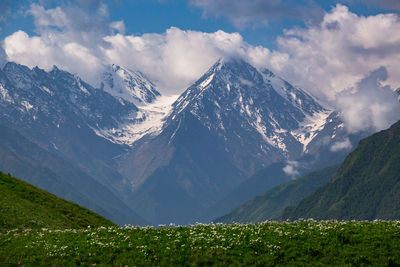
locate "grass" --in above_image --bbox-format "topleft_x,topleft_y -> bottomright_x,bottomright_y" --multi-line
1,220 -> 400,266
0,171 -> 115,233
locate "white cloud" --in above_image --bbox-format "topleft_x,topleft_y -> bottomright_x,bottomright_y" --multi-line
110,20 -> 125,35
335,67 -> 400,133
28,4 -> 69,28
283,161 -> 299,178
330,137 -> 352,152
274,4 -> 400,101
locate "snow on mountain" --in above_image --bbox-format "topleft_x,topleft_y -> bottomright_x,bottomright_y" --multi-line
102,64 -> 160,105
94,94 -> 178,145
291,110 -> 332,152
168,58 -> 333,157
0,62 -> 140,151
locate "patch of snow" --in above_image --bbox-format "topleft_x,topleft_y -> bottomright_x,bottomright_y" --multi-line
41,86 -> 53,96
269,134 -> 288,152
51,142 -> 58,150
176,99 -> 190,114
290,91 -> 297,102
21,100 -> 33,111
77,79 -> 90,95
252,114 -> 287,152
169,117 -> 182,144
0,84 -> 13,103
245,105 -> 252,117
95,94 -> 179,145
199,73 -> 214,90
291,110 -> 332,152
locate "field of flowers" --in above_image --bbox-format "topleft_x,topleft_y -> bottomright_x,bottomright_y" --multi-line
1,220 -> 400,266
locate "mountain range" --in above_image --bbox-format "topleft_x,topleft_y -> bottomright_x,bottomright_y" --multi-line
0,58 -> 368,225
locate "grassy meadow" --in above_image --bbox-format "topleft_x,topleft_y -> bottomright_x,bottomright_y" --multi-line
1,220 -> 400,266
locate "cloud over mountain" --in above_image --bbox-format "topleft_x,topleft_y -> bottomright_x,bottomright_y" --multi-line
335,67 -> 400,133
2,3 -> 400,133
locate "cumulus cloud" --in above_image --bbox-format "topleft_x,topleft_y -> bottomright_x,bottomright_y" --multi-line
335,67 -> 400,133
189,0 -> 324,28
330,137 -> 352,152
283,161 -> 299,178
274,4 -> 400,102
3,3 -> 114,84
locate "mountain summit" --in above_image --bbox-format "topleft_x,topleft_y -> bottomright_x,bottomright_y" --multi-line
102,64 -> 161,105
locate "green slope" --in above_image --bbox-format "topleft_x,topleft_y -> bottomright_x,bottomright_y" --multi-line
283,120 -> 400,220
0,171 -> 115,232
216,165 -> 338,223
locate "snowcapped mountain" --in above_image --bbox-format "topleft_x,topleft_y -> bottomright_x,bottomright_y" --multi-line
0,62 -> 149,225
102,64 -> 160,105
117,58 -> 352,225
0,62 -> 148,195
169,58 -> 331,158
0,62 -> 138,135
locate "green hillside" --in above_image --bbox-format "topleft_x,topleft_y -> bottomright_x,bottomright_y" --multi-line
216,165 -> 338,223
0,171 -> 115,232
283,120 -> 400,220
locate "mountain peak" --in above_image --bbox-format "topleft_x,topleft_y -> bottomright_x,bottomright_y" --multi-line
102,64 -> 161,105
3,62 -> 30,73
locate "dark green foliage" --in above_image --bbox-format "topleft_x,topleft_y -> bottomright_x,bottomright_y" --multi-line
216,165 -> 338,223
0,221 -> 399,266
0,172 -> 115,232
283,120 -> 400,220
